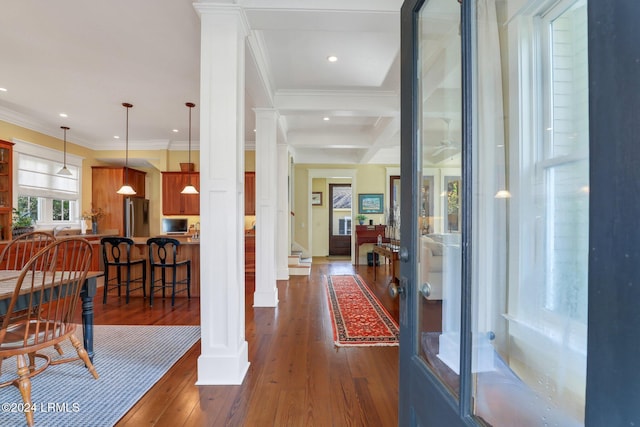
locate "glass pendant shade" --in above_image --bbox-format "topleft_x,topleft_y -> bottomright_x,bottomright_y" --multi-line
117,102 -> 136,195
181,102 -> 198,194
57,126 -> 73,176
57,166 -> 72,176
181,184 -> 198,194
117,184 -> 136,195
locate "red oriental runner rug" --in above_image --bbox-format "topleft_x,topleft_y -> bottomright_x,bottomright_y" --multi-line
325,274 -> 399,347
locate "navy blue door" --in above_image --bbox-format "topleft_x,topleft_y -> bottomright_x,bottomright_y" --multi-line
398,0 -> 640,425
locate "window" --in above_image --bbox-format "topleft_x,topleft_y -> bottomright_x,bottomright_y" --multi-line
52,199 -> 71,221
14,140 -> 82,226
477,0 -> 589,424
538,0 -> 589,323
331,185 -> 352,236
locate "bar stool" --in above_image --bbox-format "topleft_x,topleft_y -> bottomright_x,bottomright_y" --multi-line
101,237 -> 146,304
147,237 -> 191,306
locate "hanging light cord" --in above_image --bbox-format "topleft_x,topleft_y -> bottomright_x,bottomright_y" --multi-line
186,102 -> 195,185
62,126 -> 69,167
123,102 -> 133,185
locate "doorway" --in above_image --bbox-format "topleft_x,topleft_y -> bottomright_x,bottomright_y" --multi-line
328,184 -> 352,256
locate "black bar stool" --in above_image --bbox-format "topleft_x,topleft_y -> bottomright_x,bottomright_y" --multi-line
100,237 -> 146,304
147,237 -> 191,306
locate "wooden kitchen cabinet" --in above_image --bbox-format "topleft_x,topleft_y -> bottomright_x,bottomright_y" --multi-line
245,172 -> 255,215
245,234 -> 255,273
0,140 -> 13,240
162,172 -> 199,215
92,166 -> 146,235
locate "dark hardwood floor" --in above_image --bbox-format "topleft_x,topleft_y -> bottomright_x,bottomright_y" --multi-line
93,258 -> 399,426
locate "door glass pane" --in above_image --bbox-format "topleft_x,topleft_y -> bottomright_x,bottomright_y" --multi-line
471,0 -> 588,425
332,185 -> 352,236
416,0 -> 462,399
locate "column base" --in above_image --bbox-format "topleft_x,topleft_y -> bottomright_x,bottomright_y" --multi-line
196,341 -> 250,385
253,289 -> 279,307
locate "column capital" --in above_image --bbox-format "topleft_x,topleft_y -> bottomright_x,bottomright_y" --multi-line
193,1 -> 250,36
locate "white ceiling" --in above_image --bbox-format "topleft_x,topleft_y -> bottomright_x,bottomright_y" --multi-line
0,0 -> 408,166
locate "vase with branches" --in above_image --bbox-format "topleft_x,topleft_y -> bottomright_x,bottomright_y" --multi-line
82,207 -> 105,234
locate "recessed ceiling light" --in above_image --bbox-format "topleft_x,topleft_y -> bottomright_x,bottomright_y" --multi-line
323,117 -> 330,121
172,129 -> 179,133
0,88 -> 7,92
327,55 -> 338,62
114,136 -> 120,139
59,113 -> 68,118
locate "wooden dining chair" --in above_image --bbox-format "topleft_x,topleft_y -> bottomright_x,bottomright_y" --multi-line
0,230 -> 58,373
101,237 -> 147,304
0,230 -> 56,270
147,237 -> 191,306
0,238 -> 99,427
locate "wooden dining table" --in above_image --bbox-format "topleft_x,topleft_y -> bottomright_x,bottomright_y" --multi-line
0,270 -> 102,362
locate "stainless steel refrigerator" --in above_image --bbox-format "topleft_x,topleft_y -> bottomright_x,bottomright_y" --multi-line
124,197 -> 150,237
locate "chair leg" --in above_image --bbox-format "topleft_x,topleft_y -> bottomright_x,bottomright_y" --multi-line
69,334 -> 99,380
54,343 -> 64,356
187,262 -> 191,299
149,267 -> 155,307
15,355 -> 34,427
103,266 -> 110,304
171,267 -> 177,307
161,268 -> 167,299
142,264 -> 147,298
125,264 -> 132,304
27,352 -> 36,372
116,265 -> 122,297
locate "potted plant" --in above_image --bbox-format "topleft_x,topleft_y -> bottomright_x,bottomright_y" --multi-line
12,208 -> 34,238
356,214 -> 367,225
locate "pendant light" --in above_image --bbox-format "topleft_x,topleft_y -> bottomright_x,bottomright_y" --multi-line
117,102 -> 136,195
181,102 -> 199,194
57,126 -> 72,176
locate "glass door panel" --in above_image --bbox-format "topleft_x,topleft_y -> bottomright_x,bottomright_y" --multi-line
416,0 -> 462,399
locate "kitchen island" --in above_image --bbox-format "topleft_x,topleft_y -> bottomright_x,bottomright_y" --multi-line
0,232 -> 201,299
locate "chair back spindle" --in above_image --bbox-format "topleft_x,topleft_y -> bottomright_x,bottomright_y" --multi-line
0,231 -> 56,270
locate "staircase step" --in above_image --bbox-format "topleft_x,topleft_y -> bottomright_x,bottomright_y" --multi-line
289,263 -> 311,276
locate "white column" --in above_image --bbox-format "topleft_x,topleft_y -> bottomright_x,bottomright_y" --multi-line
253,108 -> 279,306
276,144 -> 290,280
194,3 -> 249,385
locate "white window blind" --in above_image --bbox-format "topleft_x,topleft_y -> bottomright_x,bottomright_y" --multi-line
17,153 -> 79,199
13,139 -> 82,202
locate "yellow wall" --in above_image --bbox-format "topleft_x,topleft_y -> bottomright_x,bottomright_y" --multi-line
1,121 -> 395,248
245,150 -> 255,172
243,150 -> 256,229
293,163 -> 396,256
0,120 -> 206,236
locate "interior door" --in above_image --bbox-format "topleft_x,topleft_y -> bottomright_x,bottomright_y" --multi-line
328,184 -> 352,256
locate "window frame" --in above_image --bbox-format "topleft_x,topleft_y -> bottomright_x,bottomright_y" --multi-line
13,139 -> 83,228
505,0 -> 589,409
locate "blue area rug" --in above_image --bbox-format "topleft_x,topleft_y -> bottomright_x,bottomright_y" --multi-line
0,325 -> 200,427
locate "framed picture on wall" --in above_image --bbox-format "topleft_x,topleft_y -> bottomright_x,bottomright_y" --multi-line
311,192 -> 323,206
358,193 -> 384,214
